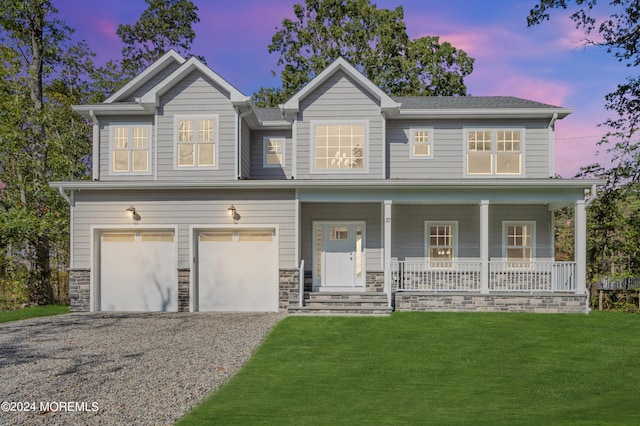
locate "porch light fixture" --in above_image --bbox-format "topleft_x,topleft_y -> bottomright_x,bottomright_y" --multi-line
227,205 -> 239,224
126,205 -> 140,223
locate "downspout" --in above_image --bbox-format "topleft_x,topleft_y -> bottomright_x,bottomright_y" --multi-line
548,113 -> 558,177
585,184 -> 598,207
236,107 -> 252,180
58,186 -> 71,204
89,110 -> 100,180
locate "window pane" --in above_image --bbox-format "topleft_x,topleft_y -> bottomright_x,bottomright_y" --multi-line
315,124 -> 365,169
103,233 -> 135,243
199,119 -> 214,142
132,150 -> 148,172
266,139 -> 283,165
133,127 -> 147,149
114,127 -> 128,149
113,150 -> 130,172
330,226 -> 348,240
467,152 -> 492,174
179,120 -> 193,142
239,231 -> 273,242
413,142 -> 431,157
198,143 -> 215,167
141,232 -> 174,242
496,153 -> 521,174
200,232 -> 233,242
178,143 -> 194,167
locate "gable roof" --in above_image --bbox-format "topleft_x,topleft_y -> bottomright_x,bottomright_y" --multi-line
104,50 -> 186,103
282,57 -> 400,117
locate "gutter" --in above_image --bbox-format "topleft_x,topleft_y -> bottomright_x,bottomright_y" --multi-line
585,183 -> 598,207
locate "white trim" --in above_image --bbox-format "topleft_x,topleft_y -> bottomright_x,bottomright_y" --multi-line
173,114 -> 220,170
292,118 -> 297,179
263,136 -> 286,168
108,123 -> 153,176
463,127 -> 526,177
409,126 -> 434,160
310,120 -> 370,174
381,113 -> 387,179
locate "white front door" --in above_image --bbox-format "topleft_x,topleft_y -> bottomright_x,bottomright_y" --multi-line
314,222 -> 365,290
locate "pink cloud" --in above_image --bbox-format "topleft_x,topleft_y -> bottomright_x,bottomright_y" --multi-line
94,19 -> 120,42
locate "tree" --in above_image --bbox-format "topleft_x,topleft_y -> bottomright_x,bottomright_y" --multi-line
116,0 -> 200,78
528,0 -> 640,277
254,0 -> 474,107
0,0 -> 93,305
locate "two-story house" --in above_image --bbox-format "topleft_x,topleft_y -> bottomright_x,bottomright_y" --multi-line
52,50 -> 601,314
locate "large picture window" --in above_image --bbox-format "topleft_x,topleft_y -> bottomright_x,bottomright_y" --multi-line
175,115 -> 218,168
110,125 -> 151,174
313,122 -> 366,171
466,129 -> 523,176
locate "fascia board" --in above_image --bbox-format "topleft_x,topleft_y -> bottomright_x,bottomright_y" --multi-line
104,50 -> 186,103
72,104 -> 151,118
140,58 -> 250,106
394,108 -> 573,119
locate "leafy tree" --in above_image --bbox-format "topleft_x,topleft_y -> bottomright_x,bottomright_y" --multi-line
0,0 -> 93,304
116,0 -> 200,78
254,0 -> 474,107
528,0 -> 640,277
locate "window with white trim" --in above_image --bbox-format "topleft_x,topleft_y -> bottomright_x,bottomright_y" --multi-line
425,222 -> 457,269
313,122 -> 366,171
504,222 -> 534,265
110,125 -> 151,174
410,127 -> 433,159
263,137 -> 285,167
466,129 -> 523,176
175,116 -> 218,168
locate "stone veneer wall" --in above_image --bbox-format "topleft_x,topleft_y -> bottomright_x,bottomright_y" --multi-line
279,268 -> 301,311
366,271 -> 384,293
178,269 -> 190,312
69,268 -> 90,312
395,292 -> 588,314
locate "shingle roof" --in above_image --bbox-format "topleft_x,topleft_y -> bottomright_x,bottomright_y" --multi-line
392,96 -> 564,110
255,107 -> 284,121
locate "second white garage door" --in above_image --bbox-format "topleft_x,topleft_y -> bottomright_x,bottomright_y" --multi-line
197,229 -> 278,312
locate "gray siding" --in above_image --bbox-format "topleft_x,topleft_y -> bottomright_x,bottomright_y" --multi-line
240,119 -> 251,179
98,116 -> 155,181
250,130 -> 293,179
386,118 -> 551,179
391,204 -> 552,260
72,189 -> 297,270
300,203 -> 382,272
157,70 -> 237,180
122,60 -> 182,102
296,71 -> 383,179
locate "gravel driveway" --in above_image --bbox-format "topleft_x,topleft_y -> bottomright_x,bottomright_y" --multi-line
0,312 -> 285,425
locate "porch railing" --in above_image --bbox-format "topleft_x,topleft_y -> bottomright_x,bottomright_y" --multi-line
392,260 -> 576,293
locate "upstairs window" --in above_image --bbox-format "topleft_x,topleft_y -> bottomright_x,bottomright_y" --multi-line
110,125 -> 151,174
263,137 -> 285,167
410,127 -> 434,159
466,129 -> 523,176
312,122 -> 367,172
175,115 -> 218,168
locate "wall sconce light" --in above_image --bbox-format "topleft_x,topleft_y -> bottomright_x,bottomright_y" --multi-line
227,205 -> 239,224
126,205 -> 140,223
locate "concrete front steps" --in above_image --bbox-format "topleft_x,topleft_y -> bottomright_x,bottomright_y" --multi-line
288,292 -> 392,316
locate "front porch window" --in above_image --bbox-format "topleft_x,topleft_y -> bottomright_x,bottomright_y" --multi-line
504,222 -> 534,267
426,222 -> 457,269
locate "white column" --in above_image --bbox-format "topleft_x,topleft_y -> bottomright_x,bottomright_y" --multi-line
574,200 -> 587,295
480,200 -> 490,294
383,200 -> 392,305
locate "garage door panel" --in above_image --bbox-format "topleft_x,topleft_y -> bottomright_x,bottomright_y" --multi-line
100,232 -> 177,312
198,230 -> 278,312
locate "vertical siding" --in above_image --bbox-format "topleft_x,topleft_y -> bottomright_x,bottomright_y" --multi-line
300,203 -> 382,272
99,116 -> 154,181
121,61 -> 182,102
250,130 -> 293,179
240,119 -> 251,178
72,189 -> 297,270
387,118 -> 551,179
157,70 -> 237,180
296,71 -> 383,179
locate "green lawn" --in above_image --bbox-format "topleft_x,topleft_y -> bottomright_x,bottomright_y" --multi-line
0,305 -> 69,323
179,312 -> 640,425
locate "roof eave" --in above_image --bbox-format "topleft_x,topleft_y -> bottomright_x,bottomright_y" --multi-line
393,108 -> 572,119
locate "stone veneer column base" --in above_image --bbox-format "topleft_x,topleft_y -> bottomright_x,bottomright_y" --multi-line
68,269 -> 91,312
366,271 -> 384,293
178,269 -> 190,312
394,292 -> 589,314
279,268 -> 301,311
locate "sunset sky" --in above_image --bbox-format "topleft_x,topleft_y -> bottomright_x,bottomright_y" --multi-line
55,0 -> 630,178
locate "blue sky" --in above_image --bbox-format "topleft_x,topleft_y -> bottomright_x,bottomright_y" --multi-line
56,0 -> 630,177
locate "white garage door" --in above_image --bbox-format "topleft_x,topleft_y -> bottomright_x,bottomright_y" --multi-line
100,231 -> 177,312
198,229 -> 278,312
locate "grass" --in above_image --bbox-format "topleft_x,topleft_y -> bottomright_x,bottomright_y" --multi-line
179,312 -> 640,425
0,305 -> 69,323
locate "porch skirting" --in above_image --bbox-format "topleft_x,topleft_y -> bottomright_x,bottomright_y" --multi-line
394,292 -> 588,314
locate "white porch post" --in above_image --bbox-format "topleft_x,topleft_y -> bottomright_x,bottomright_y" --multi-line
383,200 -> 392,306
575,199 -> 587,295
480,200 -> 490,294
